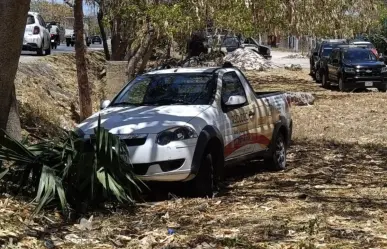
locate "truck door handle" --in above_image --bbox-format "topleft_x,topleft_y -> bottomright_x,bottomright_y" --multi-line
249,111 -> 255,117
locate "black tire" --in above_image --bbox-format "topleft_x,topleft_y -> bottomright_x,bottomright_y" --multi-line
264,133 -> 287,171
338,77 -> 346,92
311,71 -> 316,80
322,72 -> 330,89
315,70 -> 322,83
189,152 -> 214,197
378,85 -> 387,92
45,43 -> 51,55
37,43 -> 44,56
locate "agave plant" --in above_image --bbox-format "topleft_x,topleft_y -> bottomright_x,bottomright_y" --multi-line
0,115 -> 145,214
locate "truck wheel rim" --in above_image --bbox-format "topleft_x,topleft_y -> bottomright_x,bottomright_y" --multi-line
275,137 -> 286,168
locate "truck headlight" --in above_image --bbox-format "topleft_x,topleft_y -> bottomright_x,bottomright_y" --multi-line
382,67 -> 387,73
344,67 -> 355,73
156,127 -> 197,146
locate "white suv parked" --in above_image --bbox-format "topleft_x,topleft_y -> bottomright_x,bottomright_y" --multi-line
23,12 -> 51,56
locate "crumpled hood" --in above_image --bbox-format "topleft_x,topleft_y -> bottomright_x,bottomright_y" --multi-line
77,105 -> 208,135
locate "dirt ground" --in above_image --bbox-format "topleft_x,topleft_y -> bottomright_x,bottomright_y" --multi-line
2,58 -> 387,248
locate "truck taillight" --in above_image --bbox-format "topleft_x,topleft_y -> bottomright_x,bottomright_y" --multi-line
33,26 -> 40,34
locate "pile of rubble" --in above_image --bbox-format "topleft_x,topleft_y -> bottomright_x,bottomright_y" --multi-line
285,92 -> 315,106
223,48 -> 276,71
284,63 -> 302,71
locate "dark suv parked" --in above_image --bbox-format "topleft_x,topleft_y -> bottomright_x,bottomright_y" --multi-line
320,46 -> 387,92
92,36 -> 102,44
310,39 -> 347,82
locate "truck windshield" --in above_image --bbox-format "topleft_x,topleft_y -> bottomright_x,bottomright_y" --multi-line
343,50 -> 377,61
322,48 -> 333,57
111,74 -> 216,106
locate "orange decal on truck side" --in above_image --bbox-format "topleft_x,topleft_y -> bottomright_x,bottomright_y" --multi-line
224,133 -> 271,157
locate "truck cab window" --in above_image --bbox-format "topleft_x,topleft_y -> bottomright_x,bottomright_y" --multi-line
221,72 -> 247,104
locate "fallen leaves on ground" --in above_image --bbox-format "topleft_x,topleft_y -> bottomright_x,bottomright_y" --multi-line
2,68 -> 387,248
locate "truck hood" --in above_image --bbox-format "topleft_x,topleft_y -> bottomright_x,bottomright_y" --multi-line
343,60 -> 385,68
77,105 -> 209,135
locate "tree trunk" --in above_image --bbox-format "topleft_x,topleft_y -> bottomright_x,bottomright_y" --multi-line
97,8 -> 110,60
125,43 -> 140,61
166,40 -> 171,59
137,40 -> 156,75
0,0 -> 30,141
127,29 -> 154,81
110,18 -> 125,60
74,0 -> 92,121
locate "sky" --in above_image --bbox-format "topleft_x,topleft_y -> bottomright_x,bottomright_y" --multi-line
47,0 -> 96,15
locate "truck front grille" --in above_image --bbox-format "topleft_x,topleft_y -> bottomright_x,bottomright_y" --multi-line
356,68 -> 381,76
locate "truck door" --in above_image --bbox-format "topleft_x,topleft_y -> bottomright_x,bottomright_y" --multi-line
328,50 -> 339,82
220,71 -> 258,160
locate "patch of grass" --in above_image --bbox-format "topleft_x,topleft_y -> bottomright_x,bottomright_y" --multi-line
16,51 -> 106,138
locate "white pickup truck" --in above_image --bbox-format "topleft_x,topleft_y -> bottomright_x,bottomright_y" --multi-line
65,28 -> 91,47
76,64 -> 293,196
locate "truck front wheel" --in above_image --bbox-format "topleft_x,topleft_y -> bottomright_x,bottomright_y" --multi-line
189,152 -> 214,197
315,70 -> 322,83
378,85 -> 387,92
264,133 -> 287,171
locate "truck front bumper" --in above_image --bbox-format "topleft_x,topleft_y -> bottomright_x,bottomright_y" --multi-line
344,75 -> 387,90
123,134 -> 197,182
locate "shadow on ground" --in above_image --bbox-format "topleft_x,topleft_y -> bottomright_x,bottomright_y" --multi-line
4,138 -> 387,248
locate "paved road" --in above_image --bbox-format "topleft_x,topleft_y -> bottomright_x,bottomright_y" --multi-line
19,42 -> 105,63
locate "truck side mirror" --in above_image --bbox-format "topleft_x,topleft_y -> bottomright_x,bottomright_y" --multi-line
224,95 -> 246,106
100,100 -> 111,110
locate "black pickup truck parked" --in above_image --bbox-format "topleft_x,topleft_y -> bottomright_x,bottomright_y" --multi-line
320,46 -> 387,92
310,39 -> 347,82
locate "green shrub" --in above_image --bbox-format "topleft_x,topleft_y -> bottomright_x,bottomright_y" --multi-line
0,115 -> 145,214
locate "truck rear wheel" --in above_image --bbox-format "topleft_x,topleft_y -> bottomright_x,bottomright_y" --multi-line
37,43 -> 43,56
264,133 -> 286,171
45,43 -> 51,55
322,72 -> 330,89
189,152 -> 214,197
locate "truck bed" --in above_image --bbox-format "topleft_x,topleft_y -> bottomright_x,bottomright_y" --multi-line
254,91 -> 284,97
